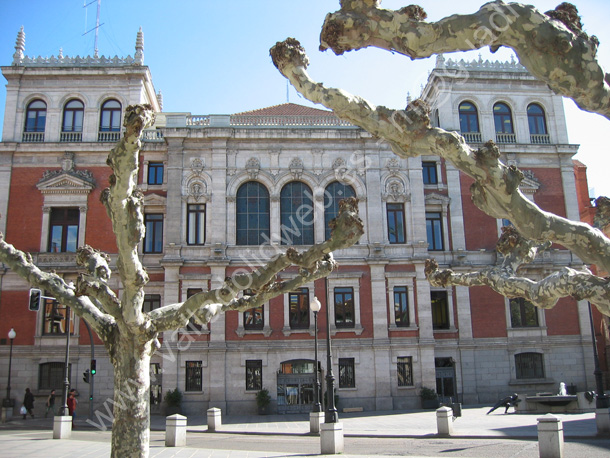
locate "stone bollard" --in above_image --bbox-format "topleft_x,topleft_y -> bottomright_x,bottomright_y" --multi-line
436,406 -> 454,436
595,408 -> 610,435
310,411 -> 324,434
537,414 -> 563,458
165,414 -> 187,447
320,421 -> 344,454
207,407 -> 222,432
1,407 -> 12,424
53,415 -> 72,439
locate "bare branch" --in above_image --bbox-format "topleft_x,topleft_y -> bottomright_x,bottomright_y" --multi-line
319,1 -> 610,119
150,197 -> 363,332
0,233 -> 114,336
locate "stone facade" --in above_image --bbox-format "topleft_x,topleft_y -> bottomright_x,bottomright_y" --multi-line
0,31 -> 602,417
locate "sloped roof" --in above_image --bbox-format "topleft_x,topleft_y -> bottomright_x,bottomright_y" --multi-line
235,103 -> 335,116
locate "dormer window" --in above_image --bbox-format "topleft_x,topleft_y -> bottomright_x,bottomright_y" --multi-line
23,99 -> 46,142
61,99 -> 84,142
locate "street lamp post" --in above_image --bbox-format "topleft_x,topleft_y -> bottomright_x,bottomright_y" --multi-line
59,306 -> 71,416
310,297 -> 322,413
323,278 -> 338,424
588,302 -> 609,409
3,328 -> 16,407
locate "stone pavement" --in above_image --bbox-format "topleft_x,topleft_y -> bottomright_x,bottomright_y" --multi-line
1,406 -> 609,457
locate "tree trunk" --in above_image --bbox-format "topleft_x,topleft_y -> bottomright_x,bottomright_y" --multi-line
109,338 -> 152,458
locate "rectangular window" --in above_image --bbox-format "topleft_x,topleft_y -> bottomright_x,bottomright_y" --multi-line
515,353 -> 545,379
510,298 -> 539,328
186,288 -> 204,331
397,356 -> 413,387
48,208 -> 79,253
144,213 -> 163,253
386,203 -> 406,244
289,288 -> 310,329
42,297 -> 75,335
187,204 -> 206,245
334,287 -> 355,328
143,294 -> 161,313
244,306 -> 264,330
338,358 -> 355,388
185,361 -> 203,391
147,162 -> 164,185
39,362 -> 71,390
431,291 -> 449,330
422,162 -> 438,185
394,286 -> 409,327
246,360 -> 263,391
426,212 -> 444,251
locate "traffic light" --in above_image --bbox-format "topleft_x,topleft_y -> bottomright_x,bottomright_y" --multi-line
28,288 -> 41,311
83,369 -> 90,384
90,359 -> 96,375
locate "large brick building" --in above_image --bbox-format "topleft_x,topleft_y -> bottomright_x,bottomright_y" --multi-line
0,29 -> 604,416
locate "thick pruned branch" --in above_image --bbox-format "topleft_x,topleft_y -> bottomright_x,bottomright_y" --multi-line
270,37 -> 610,278
0,233 -> 115,337
149,198 -> 363,332
101,104 -> 155,327
319,1 -> 609,120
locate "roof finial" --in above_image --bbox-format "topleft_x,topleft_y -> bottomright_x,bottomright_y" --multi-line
156,90 -> 163,111
12,27 -> 25,66
135,27 -> 144,65
435,53 -> 445,68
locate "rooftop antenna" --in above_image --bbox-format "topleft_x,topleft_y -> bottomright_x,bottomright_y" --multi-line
83,0 -> 104,57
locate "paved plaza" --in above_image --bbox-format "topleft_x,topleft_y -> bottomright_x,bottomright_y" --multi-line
1,406 -> 610,457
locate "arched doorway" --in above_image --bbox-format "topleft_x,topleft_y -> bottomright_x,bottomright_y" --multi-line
276,359 -> 316,414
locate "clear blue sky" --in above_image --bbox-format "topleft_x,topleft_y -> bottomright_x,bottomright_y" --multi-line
1,0 -> 609,197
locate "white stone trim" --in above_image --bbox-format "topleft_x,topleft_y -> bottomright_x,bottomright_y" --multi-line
387,275 -> 418,331
281,282 -> 315,336
327,274 -> 363,335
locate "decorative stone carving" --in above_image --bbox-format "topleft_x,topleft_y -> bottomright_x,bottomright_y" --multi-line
190,158 -> 205,176
37,152 -> 95,194
520,170 -> 541,196
246,157 -> 260,180
382,178 -> 410,202
332,157 -> 348,182
289,157 -> 304,179
386,158 -> 400,174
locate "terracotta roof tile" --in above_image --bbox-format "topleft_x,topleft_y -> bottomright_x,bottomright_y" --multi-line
235,103 -> 335,116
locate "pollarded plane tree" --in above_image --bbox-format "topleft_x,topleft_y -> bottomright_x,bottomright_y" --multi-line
271,0 -> 610,317
0,105 -> 364,458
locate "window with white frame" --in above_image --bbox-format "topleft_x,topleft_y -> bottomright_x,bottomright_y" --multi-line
387,274 -> 417,331
327,274 -> 363,335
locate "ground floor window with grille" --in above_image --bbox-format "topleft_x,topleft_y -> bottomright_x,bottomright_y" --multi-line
39,362 -> 71,390
397,356 -> 413,387
515,352 -> 545,379
246,360 -> 263,391
338,358 -> 355,388
185,361 -> 203,391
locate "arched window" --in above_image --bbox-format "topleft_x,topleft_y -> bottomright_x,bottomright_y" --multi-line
324,181 -> 355,240
459,101 -> 480,133
23,100 -> 46,141
61,99 -> 84,142
99,99 -> 122,132
493,102 -> 515,143
280,181 -> 314,245
527,103 -> 549,143
236,181 -> 270,245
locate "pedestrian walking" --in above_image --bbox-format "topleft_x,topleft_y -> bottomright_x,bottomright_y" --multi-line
45,389 -> 56,417
67,389 -> 77,428
22,388 -> 35,419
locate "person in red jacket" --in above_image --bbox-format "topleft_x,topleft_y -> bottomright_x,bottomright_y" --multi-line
67,389 -> 77,428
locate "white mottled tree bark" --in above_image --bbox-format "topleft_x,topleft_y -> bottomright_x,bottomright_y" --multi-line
270,1 -> 610,316
0,105 -> 363,457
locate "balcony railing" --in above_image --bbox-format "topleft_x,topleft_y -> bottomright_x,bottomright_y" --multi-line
496,132 -> 516,144
461,132 -> 482,143
142,130 -> 164,141
98,131 -> 121,142
181,114 -> 354,128
22,132 -> 45,142
60,132 -> 82,142
530,134 -> 550,144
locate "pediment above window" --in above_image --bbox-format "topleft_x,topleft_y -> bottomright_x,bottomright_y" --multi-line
37,152 -> 95,195
142,193 -> 167,207
425,192 -> 451,207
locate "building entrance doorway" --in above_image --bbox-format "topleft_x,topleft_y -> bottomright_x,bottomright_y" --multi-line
435,357 -> 457,404
277,359 -> 316,414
